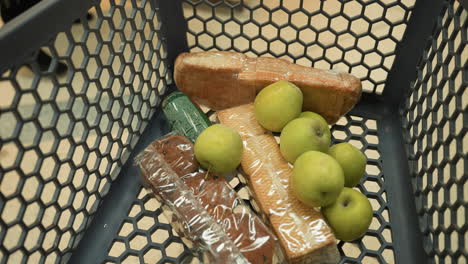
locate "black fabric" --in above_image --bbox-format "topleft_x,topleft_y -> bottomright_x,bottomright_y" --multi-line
0,0 -> 40,22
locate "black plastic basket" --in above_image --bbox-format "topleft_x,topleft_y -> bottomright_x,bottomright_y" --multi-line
0,0 -> 466,263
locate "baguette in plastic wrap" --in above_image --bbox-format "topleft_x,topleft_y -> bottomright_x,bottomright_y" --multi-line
218,104 -> 340,264
136,134 -> 284,263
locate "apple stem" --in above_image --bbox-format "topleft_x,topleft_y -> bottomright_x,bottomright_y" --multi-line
205,166 -> 211,179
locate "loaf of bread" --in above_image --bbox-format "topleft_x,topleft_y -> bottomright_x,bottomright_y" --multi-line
175,51 -> 362,123
137,135 -> 283,264
182,172 -> 281,264
218,104 -> 340,264
137,137 -> 247,264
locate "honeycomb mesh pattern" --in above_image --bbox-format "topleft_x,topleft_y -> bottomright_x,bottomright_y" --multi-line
332,115 -> 395,264
181,0 -> 416,94
103,176 -> 251,264
103,114 -> 396,264
402,1 -> 467,263
0,0 -> 169,263
104,188 -> 192,264
0,0 -> 465,263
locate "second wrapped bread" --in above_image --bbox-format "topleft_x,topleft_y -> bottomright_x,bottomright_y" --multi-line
174,51 -> 362,123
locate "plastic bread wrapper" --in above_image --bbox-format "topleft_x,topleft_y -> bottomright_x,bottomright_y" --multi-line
217,104 -> 340,264
174,51 -> 362,124
135,132 -> 285,264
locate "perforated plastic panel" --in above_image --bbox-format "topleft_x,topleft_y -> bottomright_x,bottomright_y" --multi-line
182,0 -> 416,94
99,113 -> 396,264
104,187 -> 192,264
402,1 -> 467,263
0,0 -> 169,263
332,116 -> 395,264
0,0 -> 466,263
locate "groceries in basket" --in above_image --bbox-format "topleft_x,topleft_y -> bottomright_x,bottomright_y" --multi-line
136,133 -> 285,264
137,51 -> 372,263
218,104 -> 340,263
174,51 -> 362,123
194,124 -> 243,174
162,92 -> 211,143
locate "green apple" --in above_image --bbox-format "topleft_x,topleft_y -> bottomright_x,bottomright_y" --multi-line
328,143 -> 366,187
292,151 -> 344,207
280,117 -> 331,163
194,124 -> 243,174
322,187 -> 373,242
254,80 -> 303,132
299,111 -> 331,140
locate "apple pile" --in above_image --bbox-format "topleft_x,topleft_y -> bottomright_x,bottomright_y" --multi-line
254,81 -> 372,242
192,80 -> 372,242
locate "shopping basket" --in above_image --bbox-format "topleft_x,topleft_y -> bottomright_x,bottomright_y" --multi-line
0,0 -> 466,263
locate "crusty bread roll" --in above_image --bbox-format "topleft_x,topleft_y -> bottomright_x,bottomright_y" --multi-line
218,104 -> 340,263
175,51 -> 361,124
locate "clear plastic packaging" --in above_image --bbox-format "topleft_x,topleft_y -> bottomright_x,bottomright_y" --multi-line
162,91 -> 211,143
136,133 -> 284,264
218,104 -> 340,264
174,51 -> 362,123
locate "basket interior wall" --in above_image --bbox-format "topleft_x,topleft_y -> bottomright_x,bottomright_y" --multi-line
0,0 -> 465,264
401,1 -> 467,263
0,0 -> 170,263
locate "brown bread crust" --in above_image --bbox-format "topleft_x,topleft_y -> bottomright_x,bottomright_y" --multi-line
175,51 -> 362,124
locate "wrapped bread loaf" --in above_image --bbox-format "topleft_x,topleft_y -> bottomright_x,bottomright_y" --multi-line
175,51 -> 362,123
218,104 -> 340,264
183,172 -> 281,264
137,134 -> 283,264
137,136 -> 246,264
